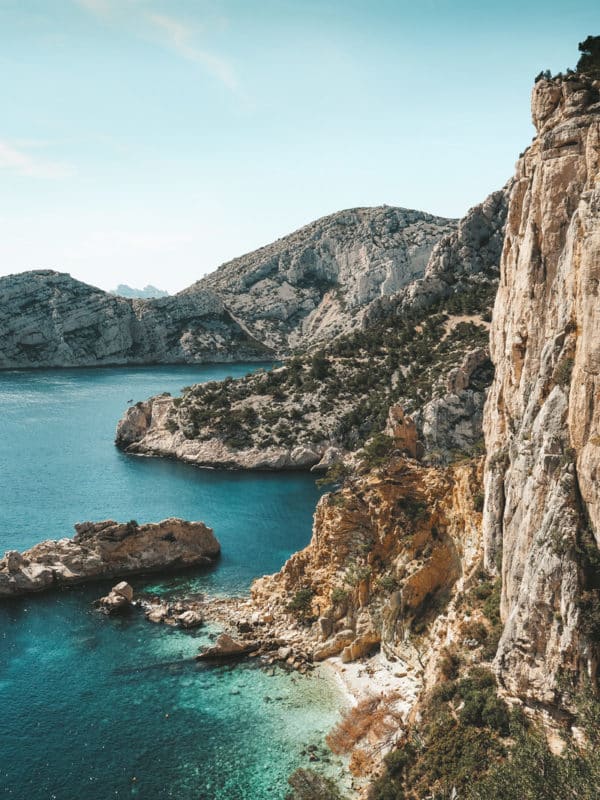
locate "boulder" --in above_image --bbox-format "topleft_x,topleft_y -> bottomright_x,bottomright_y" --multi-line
196,633 -> 259,661
96,582 -> 134,614
112,581 -> 134,602
177,609 -> 204,629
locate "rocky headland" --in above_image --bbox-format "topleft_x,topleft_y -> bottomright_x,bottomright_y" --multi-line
0,207 -> 455,370
0,270 -> 271,369
114,190 -> 507,470
0,518 -> 220,597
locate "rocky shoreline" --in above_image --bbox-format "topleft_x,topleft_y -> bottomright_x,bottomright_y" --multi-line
0,518 -> 220,597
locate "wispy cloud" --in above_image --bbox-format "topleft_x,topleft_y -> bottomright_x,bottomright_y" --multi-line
0,140 -> 73,179
146,12 -> 237,90
75,1 -> 238,91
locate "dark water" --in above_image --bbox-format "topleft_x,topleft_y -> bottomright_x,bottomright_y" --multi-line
0,365 -> 344,800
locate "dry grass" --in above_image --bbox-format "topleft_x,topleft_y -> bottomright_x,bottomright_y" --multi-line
326,692 -> 404,755
349,748 -> 376,777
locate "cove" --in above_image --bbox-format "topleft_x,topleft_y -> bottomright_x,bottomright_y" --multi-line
0,365 -> 345,799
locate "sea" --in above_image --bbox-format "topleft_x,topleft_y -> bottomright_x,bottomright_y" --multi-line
0,365 -> 346,800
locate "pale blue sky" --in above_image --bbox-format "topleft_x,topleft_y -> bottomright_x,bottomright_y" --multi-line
0,1 -> 596,292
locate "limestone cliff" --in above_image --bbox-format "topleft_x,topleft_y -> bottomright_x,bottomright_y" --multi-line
1,207 -> 454,369
483,74 -> 600,709
192,206 -> 456,351
0,518 -> 220,597
0,271 -> 270,368
249,458 -> 489,676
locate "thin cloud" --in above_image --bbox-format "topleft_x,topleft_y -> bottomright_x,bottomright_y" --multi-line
75,1 -> 238,91
0,140 -> 73,179
146,12 -> 238,91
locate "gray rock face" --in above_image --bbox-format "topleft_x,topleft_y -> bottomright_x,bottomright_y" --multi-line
415,348 -> 492,462
114,192 -> 507,470
0,270 -> 270,369
0,518 -> 220,597
365,188 -> 509,325
193,206 -> 456,351
1,207 -> 455,369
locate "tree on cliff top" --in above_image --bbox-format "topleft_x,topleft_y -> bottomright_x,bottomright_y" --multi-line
577,36 -> 600,79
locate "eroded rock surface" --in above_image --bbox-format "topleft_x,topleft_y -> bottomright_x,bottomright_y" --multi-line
193,206 -> 456,351
483,74 -> 600,708
1,207 -> 455,369
0,518 -> 220,597
0,271 -> 271,369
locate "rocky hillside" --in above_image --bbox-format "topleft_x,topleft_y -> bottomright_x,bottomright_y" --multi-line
192,206 -> 456,351
115,190 -> 507,468
0,270 -> 270,369
172,65 -> 600,799
483,72 -> 600,711
0,207 -> 455,369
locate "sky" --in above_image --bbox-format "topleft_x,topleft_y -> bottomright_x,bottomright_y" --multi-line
0,1 -> 597,293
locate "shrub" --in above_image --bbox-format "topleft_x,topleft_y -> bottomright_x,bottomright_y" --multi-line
316,462 -> 351,488
439,647 -> 461,680
331,587 -> 349,606
360,434 -> 394,468
286,769 -> 344,800
577,35 -> 600,79
463,619 -> 489,644
555,356 -> 574,387
287,587 -> 314,618
377,574 -> 399,594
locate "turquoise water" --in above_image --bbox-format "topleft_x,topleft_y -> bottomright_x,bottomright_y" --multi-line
0,366 -> 344,799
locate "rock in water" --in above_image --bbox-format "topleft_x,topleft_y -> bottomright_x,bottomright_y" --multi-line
0,518 -> 220,598
196,633 -> 259,661
176,609 -> 204,629
96,582 -> 134,614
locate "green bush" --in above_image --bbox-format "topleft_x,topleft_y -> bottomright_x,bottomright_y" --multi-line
287,587 -> 314,618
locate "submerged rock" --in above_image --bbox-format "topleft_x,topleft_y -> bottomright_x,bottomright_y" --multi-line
0,518 -> 220,598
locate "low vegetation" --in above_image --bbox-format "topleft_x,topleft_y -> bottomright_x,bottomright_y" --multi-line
162,275 -> 496,460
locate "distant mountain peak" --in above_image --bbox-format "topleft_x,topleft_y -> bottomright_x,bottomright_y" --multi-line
112,284 -> 169,299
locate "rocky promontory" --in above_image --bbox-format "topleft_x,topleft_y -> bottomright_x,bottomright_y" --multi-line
0,270 -> 271,369
0,207 -> 456,370
0,518 -> 220,597
114,192 -> 506,470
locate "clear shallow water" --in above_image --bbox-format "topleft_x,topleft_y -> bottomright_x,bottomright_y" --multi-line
0,365 -> 344,799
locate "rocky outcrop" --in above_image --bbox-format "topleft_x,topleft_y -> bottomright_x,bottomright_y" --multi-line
251,458 -> 486,678
0,518 -> 220,597
483,74 -> 600,709
114,193 -> 505,470
96,581 -> 135,614
0,271 -> 270,369
1,208 -> 455,369
193,206 -> 456,351
196,632 -> 259,660
414,347 -> 493,463
364,187 -> 509,325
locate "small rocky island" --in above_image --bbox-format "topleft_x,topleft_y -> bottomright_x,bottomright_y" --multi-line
0,518 -> 220,597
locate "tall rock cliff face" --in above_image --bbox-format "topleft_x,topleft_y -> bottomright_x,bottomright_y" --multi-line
0,270 -> 270,368
483,75 -> 600,709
